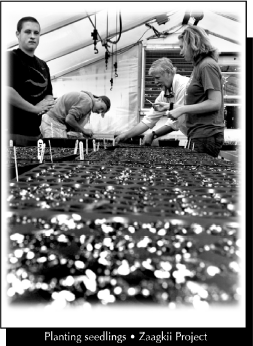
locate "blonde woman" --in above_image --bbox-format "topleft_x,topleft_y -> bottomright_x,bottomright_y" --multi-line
155,25 -> 225,157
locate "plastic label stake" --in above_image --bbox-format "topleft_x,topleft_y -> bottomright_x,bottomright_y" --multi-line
79,142 -> 84,160
86,139 -> 88,155
74,140 -> 79,154
48,140 -> 53,163
93,139 -> 96,152
37,139 -> 44,161
40,143 -> 46,163
13,146 -> 19,182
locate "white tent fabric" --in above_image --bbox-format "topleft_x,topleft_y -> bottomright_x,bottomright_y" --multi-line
3,2 -> 245,78
52,45 -> 140,134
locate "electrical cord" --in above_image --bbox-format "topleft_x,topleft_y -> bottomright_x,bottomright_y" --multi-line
107,12 -> 122,44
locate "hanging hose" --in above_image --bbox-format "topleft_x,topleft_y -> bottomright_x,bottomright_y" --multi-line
114,12 -> 118,77
104,11 -> 121,75
106,11 -> 108,41
107,12 -> 122,44
104,11 -> 110,68
110,46 -> 114,90
91,14 -> 99,54
114,62 -> 118,77
94,14 -> 98,54
110,78 -> 113,91
105,51 -> 110,69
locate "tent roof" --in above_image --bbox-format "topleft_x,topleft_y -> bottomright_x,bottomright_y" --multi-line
2,2 -> 245,78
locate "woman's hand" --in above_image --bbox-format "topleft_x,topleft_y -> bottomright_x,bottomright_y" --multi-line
167,106 -> 185,120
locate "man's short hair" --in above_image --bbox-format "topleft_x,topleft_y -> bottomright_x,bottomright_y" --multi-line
17,17 -> 40,32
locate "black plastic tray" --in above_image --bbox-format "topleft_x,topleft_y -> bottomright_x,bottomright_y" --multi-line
8,163 -> 41,180
42,138 -> 93,148
221,144 -> 237,151
6,209 -> 240,306
8,162 -> 239,218
6,209 -> 239,234
158,139 -> 179,147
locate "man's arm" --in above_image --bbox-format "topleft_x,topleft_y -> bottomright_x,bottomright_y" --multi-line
115,91 -> 169,144
151,125 -> 175,137
44,95 -> 55,100
65,113 -> 93,138
115,122 -> 149,144
143,125 -> 175,146
7,86 -> 38,113
78,114 -> 90,127
7,87 -> 55,115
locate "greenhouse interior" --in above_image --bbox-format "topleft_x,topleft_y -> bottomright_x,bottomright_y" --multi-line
1,1 -> 246,328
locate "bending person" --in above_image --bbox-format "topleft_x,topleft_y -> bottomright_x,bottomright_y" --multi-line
115,58 -> 189,145
40,91 -> 111,138
158,25 -> 225,157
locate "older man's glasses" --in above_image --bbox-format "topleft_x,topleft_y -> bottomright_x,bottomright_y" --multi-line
164,88 -> 175,99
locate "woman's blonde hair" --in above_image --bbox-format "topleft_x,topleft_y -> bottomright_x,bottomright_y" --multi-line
178,25 -> 219,64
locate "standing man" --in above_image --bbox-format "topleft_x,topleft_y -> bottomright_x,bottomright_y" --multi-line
7,16 -> 55,145
115,58 -> 189,146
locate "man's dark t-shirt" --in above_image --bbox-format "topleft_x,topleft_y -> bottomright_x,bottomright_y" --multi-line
7,48 -> 53,136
